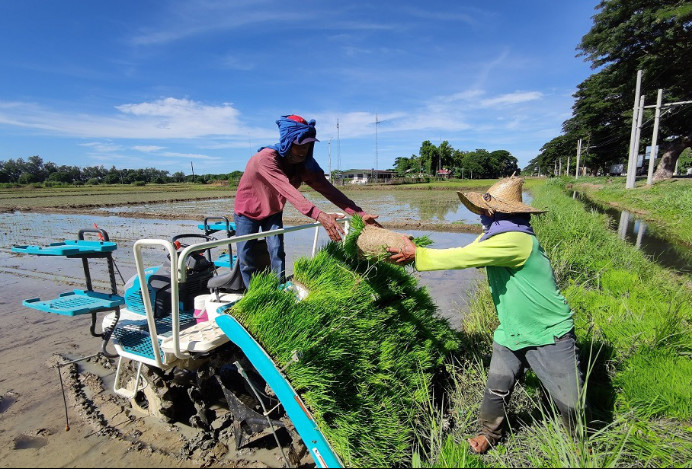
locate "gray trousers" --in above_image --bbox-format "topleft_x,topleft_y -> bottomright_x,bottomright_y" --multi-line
479,330 -> 584,444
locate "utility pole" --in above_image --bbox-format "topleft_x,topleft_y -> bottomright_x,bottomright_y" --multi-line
566,155 -> 571,177
630,94 -> 646,186
375,114 -> 379,180
328,137 -> 332,182
626,70 -> 643,189
575,139 -> 582,179
336,118 -> 341,171
646,89 -> 663,185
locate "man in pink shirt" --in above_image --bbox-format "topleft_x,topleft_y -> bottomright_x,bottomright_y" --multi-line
234,114 -> 380,288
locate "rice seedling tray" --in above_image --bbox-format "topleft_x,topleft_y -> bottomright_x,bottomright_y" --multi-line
11,240 -> 117,256
22,289 -> 125,316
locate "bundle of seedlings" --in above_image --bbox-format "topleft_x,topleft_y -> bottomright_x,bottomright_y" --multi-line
344,214 -> 433,262
227,241 -> 460,467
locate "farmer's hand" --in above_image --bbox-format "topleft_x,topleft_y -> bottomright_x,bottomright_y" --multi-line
317,212 -> 346,242
361,213 -> 382,228
387,235 -> 416,264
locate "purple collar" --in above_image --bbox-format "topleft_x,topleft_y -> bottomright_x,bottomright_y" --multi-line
480,213 -> 535,241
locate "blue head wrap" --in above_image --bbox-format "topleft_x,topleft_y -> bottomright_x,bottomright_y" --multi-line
259,115 -> 323,173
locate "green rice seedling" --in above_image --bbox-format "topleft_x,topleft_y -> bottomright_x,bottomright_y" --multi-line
226,241 -> 461,467
343,213 -> 433,261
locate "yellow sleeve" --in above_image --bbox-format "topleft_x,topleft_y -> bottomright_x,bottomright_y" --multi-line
415,232 -> 533,271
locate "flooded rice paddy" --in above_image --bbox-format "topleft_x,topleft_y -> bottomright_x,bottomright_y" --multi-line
1,205 -> 484,328
94,188 -> 491,227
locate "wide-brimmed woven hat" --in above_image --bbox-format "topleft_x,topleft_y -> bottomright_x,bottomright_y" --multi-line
457,175 -> 546,215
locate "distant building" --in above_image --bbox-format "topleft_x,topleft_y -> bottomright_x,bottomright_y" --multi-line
437,168 -> 452,178
341,169 -> 396,184
609,164 -> 625,176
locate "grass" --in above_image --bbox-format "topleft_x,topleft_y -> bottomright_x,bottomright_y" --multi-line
415,177 -> 692,468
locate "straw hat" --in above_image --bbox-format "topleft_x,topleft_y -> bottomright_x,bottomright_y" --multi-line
457,175 -> 546,215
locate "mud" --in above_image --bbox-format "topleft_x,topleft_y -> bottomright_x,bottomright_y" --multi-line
0,206 -> 483,468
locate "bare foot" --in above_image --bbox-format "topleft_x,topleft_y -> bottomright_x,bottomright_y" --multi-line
467,434 -> 492,454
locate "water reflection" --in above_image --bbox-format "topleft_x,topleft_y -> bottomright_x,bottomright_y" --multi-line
95,189 -> 533,227
572,192 -> 691,274
1,212 -> 482,328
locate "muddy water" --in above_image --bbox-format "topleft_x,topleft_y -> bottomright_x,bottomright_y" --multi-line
0,195 -> 489,468
95,188 -> 486,226
571,192 -> 692,275
0,211 -> 482,326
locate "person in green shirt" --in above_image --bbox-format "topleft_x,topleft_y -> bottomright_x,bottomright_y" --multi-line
388,175 -> 585,455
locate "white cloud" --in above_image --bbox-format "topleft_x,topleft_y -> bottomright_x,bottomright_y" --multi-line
480,91 -> 543,107
0,97 -> 247,139
133,145 -> 165,152
78,142 -> 122,152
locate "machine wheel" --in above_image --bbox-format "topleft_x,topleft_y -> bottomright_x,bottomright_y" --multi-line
125,364 -> 176,422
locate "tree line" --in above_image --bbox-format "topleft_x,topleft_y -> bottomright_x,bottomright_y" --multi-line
391,140 -> 519,179
0,156 -> 243,185
525,0 -> 691,180
2,140 -> 520,187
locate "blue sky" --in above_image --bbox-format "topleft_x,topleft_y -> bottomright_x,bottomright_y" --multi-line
0,1 -> 600,176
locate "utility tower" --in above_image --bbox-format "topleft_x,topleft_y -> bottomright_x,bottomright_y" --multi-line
337,118 -> 341,172
375,113 -> 380,174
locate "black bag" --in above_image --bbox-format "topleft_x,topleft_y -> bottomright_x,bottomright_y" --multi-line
149,242 -> 216,318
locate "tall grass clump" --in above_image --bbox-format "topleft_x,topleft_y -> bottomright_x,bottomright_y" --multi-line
228,241 -> 461,467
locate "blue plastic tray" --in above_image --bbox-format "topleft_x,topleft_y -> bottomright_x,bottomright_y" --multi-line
197,222 -> 236,233
213,253 -> 236,268
22,290 -> 125,316
12,240 -> 117,256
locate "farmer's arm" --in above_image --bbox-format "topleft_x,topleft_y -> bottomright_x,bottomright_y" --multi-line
391,232 -> 532,270
417,232 -> 533,270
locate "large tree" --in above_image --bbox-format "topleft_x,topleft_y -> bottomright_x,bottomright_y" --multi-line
575,0 -> 692,181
